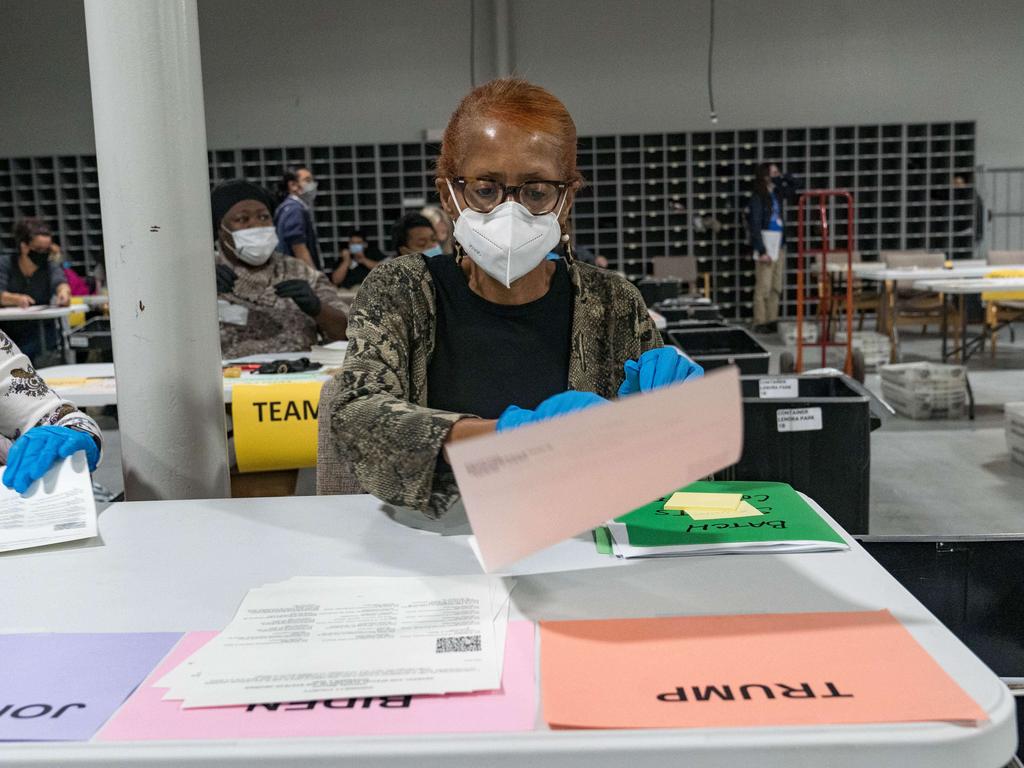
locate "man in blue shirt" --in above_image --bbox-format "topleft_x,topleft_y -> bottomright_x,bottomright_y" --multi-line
273,166 -> 322,270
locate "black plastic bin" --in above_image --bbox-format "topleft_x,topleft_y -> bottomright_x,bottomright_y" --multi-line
729,373 -> 881,534
68,317 -> 113,362
667,327 -> 769,374
637,278 -> 683,307
655,304 -> 724,323
663,319 -> 730,332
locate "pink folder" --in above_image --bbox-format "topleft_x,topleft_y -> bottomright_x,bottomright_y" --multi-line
96,622 -> 536,740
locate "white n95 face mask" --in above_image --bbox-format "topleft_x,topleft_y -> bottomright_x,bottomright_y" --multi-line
299,180 -> 318,205
448,180 -> 564,288
230,226 -> 278,266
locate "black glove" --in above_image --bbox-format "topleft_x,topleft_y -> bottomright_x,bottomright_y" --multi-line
275,279 -> 322,317
216,263 -> 237,294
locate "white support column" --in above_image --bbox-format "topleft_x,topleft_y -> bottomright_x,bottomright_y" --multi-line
84,0 -> 230,500
493,0 -> 512,78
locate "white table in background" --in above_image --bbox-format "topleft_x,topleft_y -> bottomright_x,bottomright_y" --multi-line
0,494 -> 1015,768
0,305 -> 80,363
38,352 -> 333,408
853,263 -> 1024,363
913,276 -> 1024,364
75,294 -> 111,308
856,263 -> 1024,284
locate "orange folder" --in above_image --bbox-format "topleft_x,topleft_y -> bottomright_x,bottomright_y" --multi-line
540,610 -> 987,729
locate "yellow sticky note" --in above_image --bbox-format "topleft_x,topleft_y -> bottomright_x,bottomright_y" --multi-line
664,492 -> 742,512
232,381 -> 324,472
44,377 -> 90,387
683,501 -> 764,520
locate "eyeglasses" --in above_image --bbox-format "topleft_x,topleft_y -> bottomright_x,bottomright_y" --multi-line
449,177 -> 569,216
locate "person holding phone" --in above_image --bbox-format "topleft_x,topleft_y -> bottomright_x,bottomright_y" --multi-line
746,163 -> 800,332
329,229 -> 388,289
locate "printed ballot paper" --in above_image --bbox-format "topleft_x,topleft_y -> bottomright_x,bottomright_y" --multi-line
98,622 -> 536,740
540,610 -> 987,730
0,453 -> 97,553
157,576 -> 514,709
446,366 -> 743,572
0,632 -> 181,741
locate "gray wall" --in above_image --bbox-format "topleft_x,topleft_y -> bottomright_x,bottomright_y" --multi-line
1,0 -> 1022,167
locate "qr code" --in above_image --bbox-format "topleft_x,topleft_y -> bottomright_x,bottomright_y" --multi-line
435,635 -> 482,653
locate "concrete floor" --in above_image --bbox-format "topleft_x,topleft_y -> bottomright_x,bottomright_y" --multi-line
90,320 -> 1024,536
755,321 -> 1024,535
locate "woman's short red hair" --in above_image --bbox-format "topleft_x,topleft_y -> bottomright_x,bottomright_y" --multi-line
436,78 -> 581,183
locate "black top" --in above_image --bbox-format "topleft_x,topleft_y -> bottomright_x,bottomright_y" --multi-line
0,254 -> 63,353
336,244 -> 387,288
426,254 -> 573,419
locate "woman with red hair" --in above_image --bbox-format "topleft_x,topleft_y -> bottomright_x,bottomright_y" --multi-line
329,79 -> 702,520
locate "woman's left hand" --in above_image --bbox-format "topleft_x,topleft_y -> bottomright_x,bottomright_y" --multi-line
55,284 -> 72,307
3,426 -> 100,494
617,347 -> 704,396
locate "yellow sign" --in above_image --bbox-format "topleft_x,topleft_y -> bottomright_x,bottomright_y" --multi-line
69,296 -> 87,328
981,269 -> 1024,301
232,381 -> 325,473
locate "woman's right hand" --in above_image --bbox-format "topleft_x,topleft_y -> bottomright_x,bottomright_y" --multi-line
2,292 -> 35,309
496,391 -> 608,432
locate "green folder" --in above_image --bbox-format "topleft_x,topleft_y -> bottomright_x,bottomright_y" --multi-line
593,526 -> 614,555
605,480 -> 847,557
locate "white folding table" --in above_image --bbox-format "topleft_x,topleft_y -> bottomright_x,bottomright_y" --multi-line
0,305 -> 81,364
912,276 -> 1024,362
853,264 -> 1024,363
37,353 -> 331,407
0,494 -> 1015,767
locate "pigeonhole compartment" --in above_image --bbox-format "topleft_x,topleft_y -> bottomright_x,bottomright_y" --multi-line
667,327 -> 770,374
729,373 -> 881,534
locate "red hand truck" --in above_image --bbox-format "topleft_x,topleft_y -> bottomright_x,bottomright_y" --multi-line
781,189 -> 864,380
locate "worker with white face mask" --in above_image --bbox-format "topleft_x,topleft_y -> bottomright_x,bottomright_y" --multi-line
327,79 -> 703,521
211,180 -> 348,358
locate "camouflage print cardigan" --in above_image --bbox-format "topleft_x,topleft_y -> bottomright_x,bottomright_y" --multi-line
330,254 -> 661,518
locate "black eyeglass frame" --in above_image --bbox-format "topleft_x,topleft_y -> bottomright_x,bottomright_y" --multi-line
448,176 -> 571,215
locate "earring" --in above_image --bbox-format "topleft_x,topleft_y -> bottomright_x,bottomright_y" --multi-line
563,236 -> 575,265
560,233 -> 569,243
454,239 -> 464,264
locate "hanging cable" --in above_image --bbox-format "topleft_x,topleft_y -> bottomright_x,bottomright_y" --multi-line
469,0 -> 477,87
707,0 -> 718,124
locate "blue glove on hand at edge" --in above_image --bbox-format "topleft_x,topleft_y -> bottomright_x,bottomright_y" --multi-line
496,391 -> 608,432
617,346 -> 704,397
3,425 -> 100,494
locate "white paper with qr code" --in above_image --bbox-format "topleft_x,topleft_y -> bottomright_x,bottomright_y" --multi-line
159,575 -> 513,708
0,453 -> 96,553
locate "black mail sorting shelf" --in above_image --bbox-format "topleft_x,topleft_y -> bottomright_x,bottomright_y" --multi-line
0,121 -> 975,321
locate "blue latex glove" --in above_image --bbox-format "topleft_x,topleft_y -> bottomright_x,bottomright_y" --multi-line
3,426 -> 100,494
617,347 -> 704,397
496,391 -> 608,432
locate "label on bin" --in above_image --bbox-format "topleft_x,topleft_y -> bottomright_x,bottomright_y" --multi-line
776,407 -> 823,432
759,377 -> 799,399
